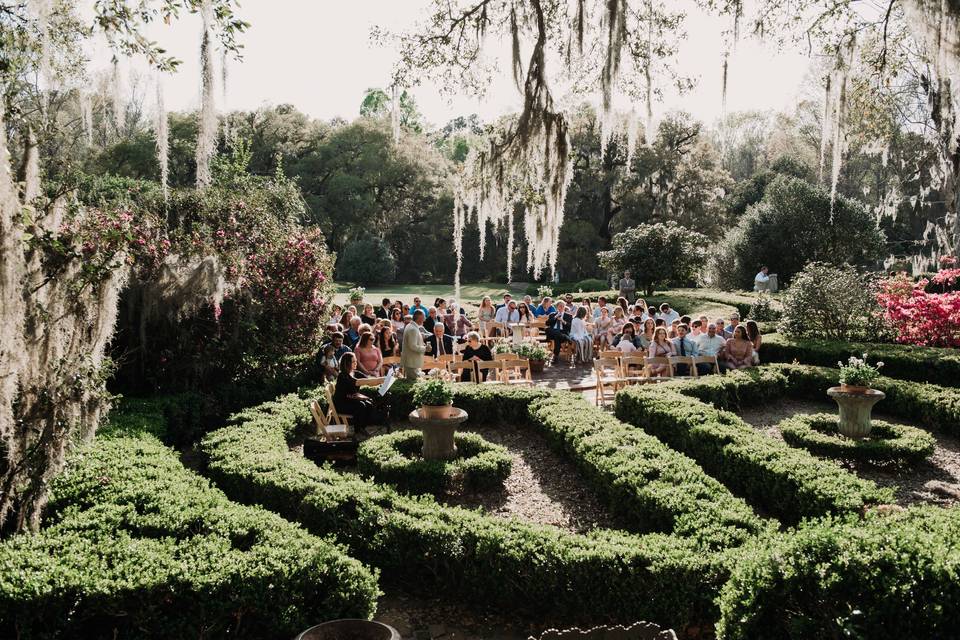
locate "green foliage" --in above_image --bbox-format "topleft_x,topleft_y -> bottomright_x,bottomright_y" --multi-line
411,378 -> 454,407
599,222 -> 708,296
336,235 -> 397,285
0,428 -> 378,638
778,262 -> 884,340
746,292 -> 779,321
779,414 -> 935,466
358,430 -> 512,494
717,507 -> 960,639
615,374 -> 894,524
837,355 -> 884,387
359,87 -> 423,133
719,175 -> 886,288
762,333 -> 960,388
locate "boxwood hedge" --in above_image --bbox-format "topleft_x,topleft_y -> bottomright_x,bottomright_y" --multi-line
779,414 -> 936,466
615,378 -> 894,524
0,429 -> 379,638
762,333 -> 960,388
357,430 -> 513,494
717,506 -> 960,639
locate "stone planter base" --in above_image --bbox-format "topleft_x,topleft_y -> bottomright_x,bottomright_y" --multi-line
409,407 -> 469,460
826,386 -> 886,439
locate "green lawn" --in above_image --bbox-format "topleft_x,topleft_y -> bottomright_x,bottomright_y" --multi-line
333,282 -> 529,310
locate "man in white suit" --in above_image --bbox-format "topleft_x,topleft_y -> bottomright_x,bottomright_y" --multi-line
401,309 -> 428,379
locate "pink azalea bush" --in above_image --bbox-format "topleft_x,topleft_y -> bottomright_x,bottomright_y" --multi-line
876,269 -> 960,348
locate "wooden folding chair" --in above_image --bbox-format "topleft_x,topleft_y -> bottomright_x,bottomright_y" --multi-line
380,356 -> 401,375
306,399 -> 357,464
476,360 -> 505,384
493,351 -> 518,361
692,355 -> 721,375
619,355 -> 649,385
644,357 -> 674,380
593,357 -> 625,407
323,383 -> 353,427
485,321 -> 505,338
501,359 -> 533,386
448,360 -> 478,384
310,399 -> 350,440
600,349 -> 623,359
669,355 -> 698,378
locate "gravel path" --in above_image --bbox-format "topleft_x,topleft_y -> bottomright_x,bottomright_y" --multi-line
737,398 -> 960,507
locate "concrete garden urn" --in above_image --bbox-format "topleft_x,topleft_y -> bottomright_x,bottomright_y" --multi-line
826,386 -> 886,439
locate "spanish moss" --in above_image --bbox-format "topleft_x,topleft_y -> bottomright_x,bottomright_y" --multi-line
195,0 -> 217,189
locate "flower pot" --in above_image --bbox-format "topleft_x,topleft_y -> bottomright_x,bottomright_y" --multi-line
840,383 -> 870,393
827,386 -> 886,439
296,619 -> 400,640
419,403 -> 453,419
529,359 -> 545,374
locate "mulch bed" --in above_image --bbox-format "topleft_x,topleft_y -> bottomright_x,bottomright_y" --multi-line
737,398 -> 960,507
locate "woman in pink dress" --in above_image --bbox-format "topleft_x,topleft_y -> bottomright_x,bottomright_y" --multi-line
647,327 -> 675,377
594,306 -> 613,348
607,306 -> 627,344
725,326 -> 755,370
354,332 -> 383,377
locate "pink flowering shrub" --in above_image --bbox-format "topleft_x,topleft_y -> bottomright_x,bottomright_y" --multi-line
876,271 -> 960,348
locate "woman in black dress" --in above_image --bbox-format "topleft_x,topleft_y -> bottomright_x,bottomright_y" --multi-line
460,331 -> 493,381
333,352 -> 375,429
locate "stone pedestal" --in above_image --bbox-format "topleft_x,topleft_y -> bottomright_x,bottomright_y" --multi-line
826,386 -> 886,438
408,407 -> 468,460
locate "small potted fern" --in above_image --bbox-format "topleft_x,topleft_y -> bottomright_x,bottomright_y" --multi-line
412,377 -> 454,419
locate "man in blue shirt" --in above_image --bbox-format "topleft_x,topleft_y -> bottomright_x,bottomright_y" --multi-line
410,296 -> 429,318
671,323 -> 699,375
533,296 -> 556,318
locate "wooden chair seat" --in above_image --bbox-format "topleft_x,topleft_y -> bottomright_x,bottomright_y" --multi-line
476,360 -> 505,384
501,358 -> 533,385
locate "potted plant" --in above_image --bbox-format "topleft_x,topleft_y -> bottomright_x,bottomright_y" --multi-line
515,342 -> 549,374
412,377 -> 454,419
837,355 -> 884,392
536,284 -> 554,298
348,285 -> 365,306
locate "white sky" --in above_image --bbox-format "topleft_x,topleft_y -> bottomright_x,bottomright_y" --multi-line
107,0 -> 817,128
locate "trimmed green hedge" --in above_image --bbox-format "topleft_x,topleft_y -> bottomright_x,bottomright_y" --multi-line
0,427 -> 379,637
717,507 -> 960,639
615,379 -> 894,524
762,333 -> 960,388
779,414 -> 936,466
358,430 -> 513,494
202,390 -> 731,628
769,363 -> 960,436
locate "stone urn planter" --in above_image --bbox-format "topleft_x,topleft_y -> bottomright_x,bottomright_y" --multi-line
296,619 -> 400,640
827,386 -> 886,439
418,403 -> 453,419
408,407 -> 469,460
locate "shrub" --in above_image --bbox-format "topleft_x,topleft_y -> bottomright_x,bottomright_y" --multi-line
574,278 -> 608,292
778,262 -> 884,340
599,222 -> 708,296
761,334 -> 960,388
0,432 -> 379,638
358,430 -> 512,494
778,414 -> 936,466
746,292 -> 779,321
876,271 -> 960,348
718,174 -> 885,288
336,235 -> 397,285
615,378 -> 894,524
411,378 -> 454,407
717,507 -> 960,639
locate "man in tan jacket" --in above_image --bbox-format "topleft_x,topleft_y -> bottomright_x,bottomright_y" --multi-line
401,309 -> 428,379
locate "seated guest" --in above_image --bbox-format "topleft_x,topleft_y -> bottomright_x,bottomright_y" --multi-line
495,293 -> 512,311
746,320 -> 762,365
725,326 -> 754,370
401,303 -> 411,318
629,303 -> 646,325
724,313 -> 741,339
671,323 -> 699,375
446,303 -> 473,337
695,323 -> 727,375
638,318 -> 656,349
460,331 -> 493,381
378,323 -> 399,358
546,301 -> 574,360
333,352 -> 376,430
657,303 -> 680,325
426,322 -> 456,358
410,296 -> 429,317
375,297 -> 392,319
534,296 -> 556,317
669,319 -> 681,338
345,317 -> 362,348
354,333 -> 383,377
327,304 -> 343,325
495,299 -> 521,325
715,318 -> 726,336
390,307 -> 405,332
319,344 -> 339,382
424,306 -> 439,333
327,331 -> 352,360
654,318 -> 666,328
612,321 -> 642,352
360,304 -> 378,326
690,319 -> 704,338
516,302 -> 534,324
593,295 -> 610,318
607,306 -> 627,343
563,293 -> 576,312
339,309 -> 353,328
569,307 -> 594,363
522,294 -> 534,307
680,315 -> 691,326
580,297 -> 592,317
594,306 -> 613,348
478,296 -> 496,325
647,327 -> 675,377
617,296 -> 630,316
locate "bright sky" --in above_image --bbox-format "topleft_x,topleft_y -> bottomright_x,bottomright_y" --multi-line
109,0 -> 816,128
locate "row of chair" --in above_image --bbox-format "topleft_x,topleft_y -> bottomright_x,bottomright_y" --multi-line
593,354 -> 720,407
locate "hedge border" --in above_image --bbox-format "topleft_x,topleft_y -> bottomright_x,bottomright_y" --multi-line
762,333 -> 960,388
615,369 -> 895,524
779,414 -> 936,466
0,429 -> 378,639
357,430 -> 513,494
